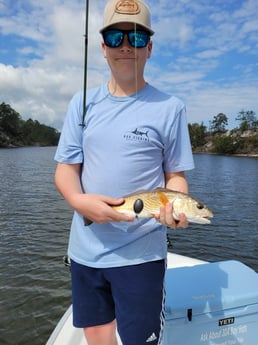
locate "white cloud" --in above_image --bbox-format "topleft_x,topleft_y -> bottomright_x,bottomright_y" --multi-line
0,0 -> 257,131
0,0 -> 107,129
195,50 -> 223,59
186,84 -> 258,129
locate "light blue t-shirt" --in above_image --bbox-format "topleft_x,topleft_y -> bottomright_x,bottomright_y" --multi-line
55,83 -> 194,268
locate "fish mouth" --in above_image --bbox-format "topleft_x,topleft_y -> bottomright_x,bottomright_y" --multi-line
185,215 -> 213,225
196,216 -> 212,224
201,218 -> 211,224
173,210 -> 213,225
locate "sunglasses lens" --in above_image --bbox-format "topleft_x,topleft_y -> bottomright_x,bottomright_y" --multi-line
103,30 -> 150,48
103,30 -> 124,48
128,31 -> 149,48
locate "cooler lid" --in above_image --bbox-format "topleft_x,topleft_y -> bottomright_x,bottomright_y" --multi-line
165,260 -> 258,320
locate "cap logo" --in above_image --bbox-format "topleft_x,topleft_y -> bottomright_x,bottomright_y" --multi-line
115,0 -> 140,15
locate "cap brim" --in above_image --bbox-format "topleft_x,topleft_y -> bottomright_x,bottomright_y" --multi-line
99,21 -> 154,36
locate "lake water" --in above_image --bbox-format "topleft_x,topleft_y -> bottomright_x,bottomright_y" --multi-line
0,147 -> 257,345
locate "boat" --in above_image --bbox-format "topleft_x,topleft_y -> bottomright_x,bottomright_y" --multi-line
46,252 -> 258,345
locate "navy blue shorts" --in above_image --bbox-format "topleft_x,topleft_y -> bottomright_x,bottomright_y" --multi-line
71,259 -> 166,345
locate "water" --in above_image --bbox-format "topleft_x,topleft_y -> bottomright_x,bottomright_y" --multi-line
0,148 -> 257,345
0,147 -> 72,345
171,154 -> 258,269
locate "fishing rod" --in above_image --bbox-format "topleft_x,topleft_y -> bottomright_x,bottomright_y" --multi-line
80,0 -> 89,127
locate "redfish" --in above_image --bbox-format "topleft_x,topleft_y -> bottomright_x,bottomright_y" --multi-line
112,188 -> 213,224
84,188 -> 213,225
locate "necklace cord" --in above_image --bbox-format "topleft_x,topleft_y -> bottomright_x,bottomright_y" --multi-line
80,0 -> 89,127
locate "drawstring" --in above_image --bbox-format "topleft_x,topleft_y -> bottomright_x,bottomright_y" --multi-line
80,0 -> 89,127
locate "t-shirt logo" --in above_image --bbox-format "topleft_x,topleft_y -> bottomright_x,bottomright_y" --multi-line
124,127 -> 150,142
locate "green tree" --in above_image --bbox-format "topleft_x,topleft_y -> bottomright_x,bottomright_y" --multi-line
0,102 -> 22,137
212,135 -> 240,154
210,113 -> 228,133
236,110 -> 257,131
22,119 -> 59,145
188,122 -> 207,148
0,102 -> 59,147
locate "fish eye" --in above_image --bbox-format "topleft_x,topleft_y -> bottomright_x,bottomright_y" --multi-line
133,198 -> 144,214
197,202 -> 204,210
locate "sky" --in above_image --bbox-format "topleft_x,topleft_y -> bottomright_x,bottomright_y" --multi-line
0,0 -> 258,131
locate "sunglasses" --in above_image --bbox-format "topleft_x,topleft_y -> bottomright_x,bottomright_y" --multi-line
102,29 -> 150,48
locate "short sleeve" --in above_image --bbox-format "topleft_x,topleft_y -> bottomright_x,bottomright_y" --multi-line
163,105 -> 194,172
54,92 -> 84,164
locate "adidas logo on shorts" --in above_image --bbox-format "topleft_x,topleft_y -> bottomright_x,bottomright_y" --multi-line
146,332 -> 157,342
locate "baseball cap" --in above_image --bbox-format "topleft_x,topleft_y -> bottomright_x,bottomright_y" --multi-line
99,0 -> 154,35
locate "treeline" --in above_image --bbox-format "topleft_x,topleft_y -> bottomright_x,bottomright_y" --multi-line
1,102 -> 258,154
189,110 -> 258,154
0,102 -> 60,147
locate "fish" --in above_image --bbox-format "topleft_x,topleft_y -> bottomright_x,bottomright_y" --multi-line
131,128 -> 149,138
112,188 -> 213,224
84,188 -> 213,225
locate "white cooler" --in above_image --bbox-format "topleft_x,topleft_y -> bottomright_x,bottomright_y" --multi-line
162,260 -> 258,345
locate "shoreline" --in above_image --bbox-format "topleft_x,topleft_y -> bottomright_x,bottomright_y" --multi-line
193,151 -> 258,158
1,145 -> 258,158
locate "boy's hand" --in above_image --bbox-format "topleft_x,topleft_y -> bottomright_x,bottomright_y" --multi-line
155,202 -> 188,229
75,194 -> 134,224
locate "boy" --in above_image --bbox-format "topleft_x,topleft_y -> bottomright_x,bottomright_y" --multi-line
55,1 -> 194,344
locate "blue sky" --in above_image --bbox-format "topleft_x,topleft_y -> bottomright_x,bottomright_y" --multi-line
0,0 -> 258,130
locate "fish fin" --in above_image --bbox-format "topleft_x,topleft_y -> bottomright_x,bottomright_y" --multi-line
122,189 -> 149,198
154,187 -> 187,196
154,187 -> 172,193
157,191 -> 170,206
123,188 -> 168,198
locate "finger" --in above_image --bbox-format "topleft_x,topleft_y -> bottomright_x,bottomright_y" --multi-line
105,197 -> 125,206
175,213 -> 188,229
111,209 -> 134,223
164,202 -> 174,226
158,205 -> 166,223
160,203 -> 177,229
